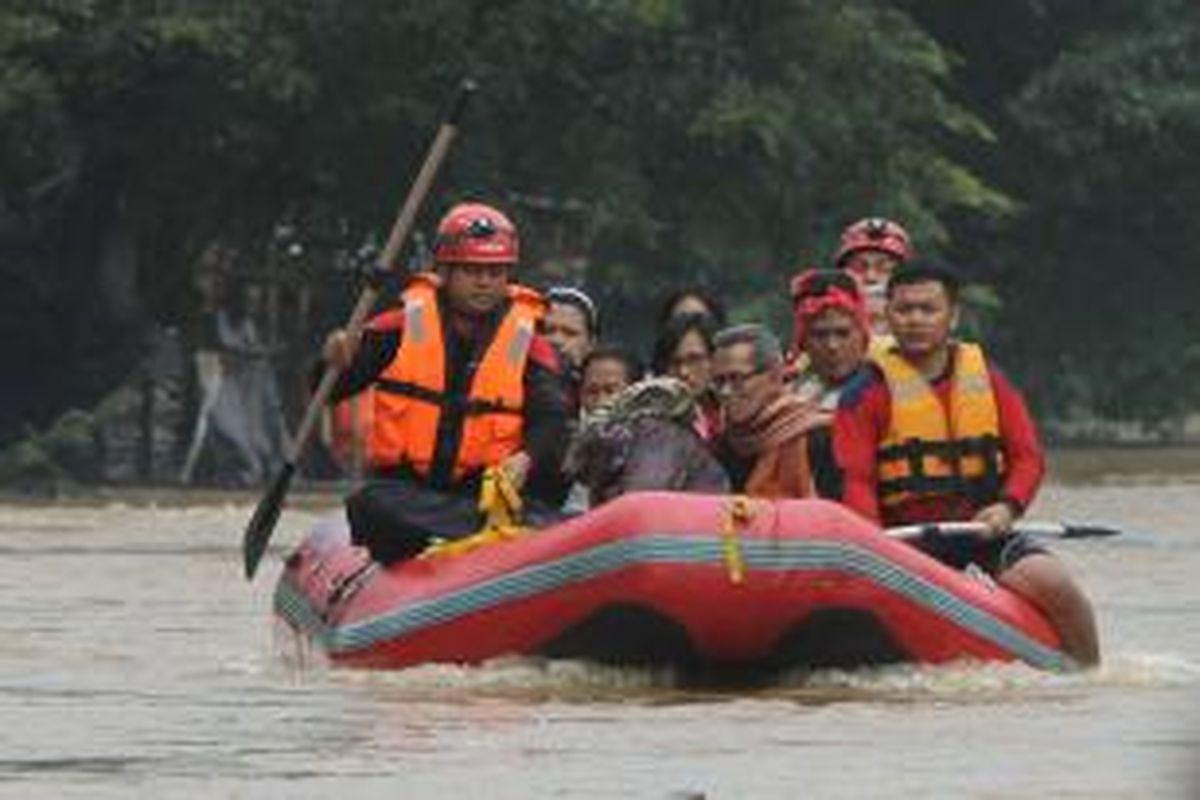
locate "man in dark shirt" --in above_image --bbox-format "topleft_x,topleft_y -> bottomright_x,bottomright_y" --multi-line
321,202 -> 569,562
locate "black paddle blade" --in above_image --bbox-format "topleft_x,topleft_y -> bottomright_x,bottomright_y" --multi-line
242,461 -> 296,580
1060,524 -> 1122,539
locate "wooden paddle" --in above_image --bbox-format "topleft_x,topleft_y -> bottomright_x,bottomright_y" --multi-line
241,79 -> 477,580
886,520 -> 1123,542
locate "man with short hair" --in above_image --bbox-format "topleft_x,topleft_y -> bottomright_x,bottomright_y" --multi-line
321,202 -> 569,562
713,324 -> 832,498
834,263 -> 1099,666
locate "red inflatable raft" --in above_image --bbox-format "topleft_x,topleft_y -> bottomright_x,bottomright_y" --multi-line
274,493 -> 1069,674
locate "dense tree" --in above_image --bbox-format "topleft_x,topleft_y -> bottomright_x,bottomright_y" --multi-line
907,0 -> 1200,432
1,0 -> 1196,452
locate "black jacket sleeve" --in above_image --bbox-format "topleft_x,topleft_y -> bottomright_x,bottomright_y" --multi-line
521,356 -> 571,506
807,426 -> 843,500
319,329 -> 399,403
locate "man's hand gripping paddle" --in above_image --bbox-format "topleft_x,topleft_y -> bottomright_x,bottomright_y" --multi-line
241,79 -> 477,580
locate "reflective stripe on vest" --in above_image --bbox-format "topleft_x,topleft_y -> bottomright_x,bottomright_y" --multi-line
369,273 -> 544,479
873,342 -> 1004,508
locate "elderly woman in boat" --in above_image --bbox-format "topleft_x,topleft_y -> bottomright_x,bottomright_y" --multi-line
567,376 -> 729,508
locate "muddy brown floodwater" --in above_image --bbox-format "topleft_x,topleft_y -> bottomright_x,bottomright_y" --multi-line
1,450 -> 1199,798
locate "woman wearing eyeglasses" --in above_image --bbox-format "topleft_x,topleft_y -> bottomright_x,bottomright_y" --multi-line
651,312 -> 723,441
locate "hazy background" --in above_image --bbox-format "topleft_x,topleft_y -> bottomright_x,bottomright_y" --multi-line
3,0 -> 1198,488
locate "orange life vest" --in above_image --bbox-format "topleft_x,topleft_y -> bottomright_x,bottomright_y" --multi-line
328,390 -> 376,474
368,273 -> 544,481
873,342 -> 1005,508
326,308 -> 406,475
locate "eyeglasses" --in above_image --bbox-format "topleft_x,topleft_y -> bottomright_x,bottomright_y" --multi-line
711,368 -> 765,393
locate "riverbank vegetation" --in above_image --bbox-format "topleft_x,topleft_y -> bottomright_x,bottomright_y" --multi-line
3,0 -> 1199,466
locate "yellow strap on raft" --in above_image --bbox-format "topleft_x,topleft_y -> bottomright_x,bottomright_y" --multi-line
420,466 -> 527,559
719,495 -> 755,584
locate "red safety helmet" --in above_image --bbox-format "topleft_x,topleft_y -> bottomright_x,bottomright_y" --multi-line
834,217 -> 914,266
433,202 -> 519,265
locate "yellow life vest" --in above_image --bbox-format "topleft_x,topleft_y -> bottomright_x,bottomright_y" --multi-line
369,273 -> 545,483
872,342 -> 1004,508
867,333 -> 896,360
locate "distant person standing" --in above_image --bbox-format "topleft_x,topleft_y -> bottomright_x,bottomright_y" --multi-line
222,281 -> 288,478
181,266 -> 287,486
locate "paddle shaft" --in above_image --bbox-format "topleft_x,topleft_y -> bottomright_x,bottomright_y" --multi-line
242,79 -> 475,580
886,520 -> 1121,541
286,82 -> 475,466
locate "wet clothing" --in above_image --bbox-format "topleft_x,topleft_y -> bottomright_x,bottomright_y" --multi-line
834,343 -> 1045,528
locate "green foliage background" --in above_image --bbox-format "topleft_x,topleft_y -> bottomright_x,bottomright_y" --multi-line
2,0 -> 1198,444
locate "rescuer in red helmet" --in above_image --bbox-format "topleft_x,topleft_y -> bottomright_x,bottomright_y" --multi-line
320,202 -> 569,562
834,217 -> 914,335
